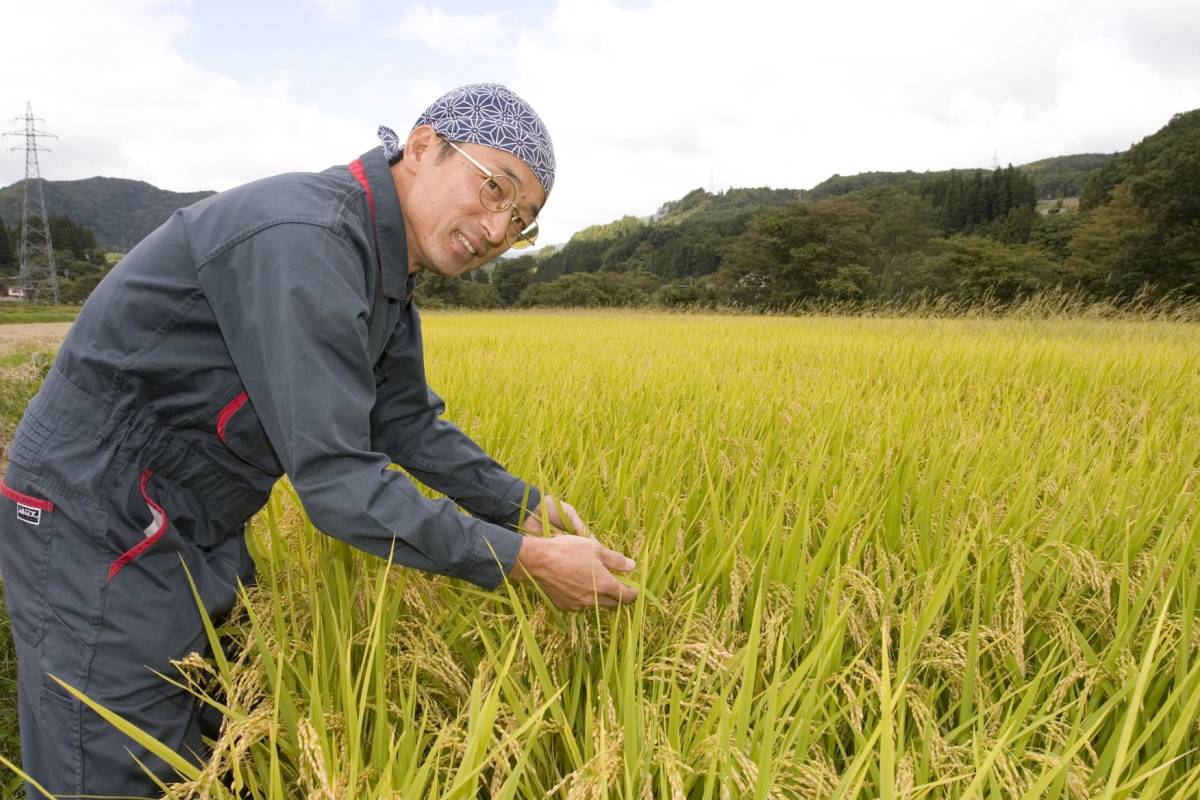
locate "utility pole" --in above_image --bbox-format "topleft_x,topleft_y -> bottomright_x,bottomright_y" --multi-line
3,102 -> 60,304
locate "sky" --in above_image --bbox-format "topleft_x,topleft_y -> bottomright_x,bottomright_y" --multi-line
3,0 -> 1200,246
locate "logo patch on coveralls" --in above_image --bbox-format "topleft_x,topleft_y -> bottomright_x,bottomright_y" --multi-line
16,504 -> 41,526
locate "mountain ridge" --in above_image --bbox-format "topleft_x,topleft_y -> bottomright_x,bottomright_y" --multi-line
0,153 -> 1117,253
0,176 -> 214,252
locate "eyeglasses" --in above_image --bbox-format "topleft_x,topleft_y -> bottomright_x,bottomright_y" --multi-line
441,137 -> 539,250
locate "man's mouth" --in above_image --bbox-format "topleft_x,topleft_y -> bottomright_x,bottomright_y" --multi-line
455,231 -> 479,258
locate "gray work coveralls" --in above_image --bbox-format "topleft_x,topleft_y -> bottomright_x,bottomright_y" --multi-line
0,146 -> 538,796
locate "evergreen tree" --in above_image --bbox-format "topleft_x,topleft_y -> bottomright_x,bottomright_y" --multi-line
0,219 -> 14,273
922,167 -> 1037,234
48,215 -> 99,260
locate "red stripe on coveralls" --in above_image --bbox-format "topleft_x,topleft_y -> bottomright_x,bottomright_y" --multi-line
0,480 -> 54,512
348,159 -> 375,220
216,391 -> 249,443
107,469 -> 169,582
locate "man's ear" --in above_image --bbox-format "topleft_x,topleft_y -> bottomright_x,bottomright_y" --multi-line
405,125 -> 437,163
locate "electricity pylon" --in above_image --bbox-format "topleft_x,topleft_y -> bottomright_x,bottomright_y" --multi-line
3,102 -> 60,304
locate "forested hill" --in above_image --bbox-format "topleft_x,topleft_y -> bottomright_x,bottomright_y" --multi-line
0,177 -> 214,252
1020,154 -> 1113,198
806,153 -> 1113,202
0,150 -> 1112,257
417,107 -> 1197,310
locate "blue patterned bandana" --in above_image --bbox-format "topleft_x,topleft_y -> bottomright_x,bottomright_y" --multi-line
378,83 -> 556,196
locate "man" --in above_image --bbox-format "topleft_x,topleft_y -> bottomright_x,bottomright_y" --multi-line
0,83 -> 637,796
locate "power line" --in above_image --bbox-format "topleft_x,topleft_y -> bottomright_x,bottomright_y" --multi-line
3,101 -> 60,304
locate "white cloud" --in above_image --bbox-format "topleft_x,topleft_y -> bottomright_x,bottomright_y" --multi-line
3,0 -> 1199,247
0,0 -> 370,192
311,0 -> 365,15
504,0 -> 1200,239
384,5 -> 512,56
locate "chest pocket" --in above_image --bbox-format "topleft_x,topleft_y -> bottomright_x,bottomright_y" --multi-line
216,391 -> 285,477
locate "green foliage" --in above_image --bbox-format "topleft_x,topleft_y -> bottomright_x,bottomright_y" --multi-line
652,278 -> 721,308
1019,153 -> 1112,198
1067,184 -> 1165,294
0,212 -> 111,302
805,170 -> 935,200
567,215 -> 645,243
6,110 -> 1196,314
1028,212 -> 1085,262
532,187 -> 797,288
905,235 -> 1061,301
921,166 -> 1037,234
48,215 -> 98,259
517,270 -> 659,308
807,155 -> 1108,204
0,221 -> 13,272
717,198 -> 880,307
1080,109 -> 1200,212
0,305 -> 79,324
492,256 -> 537,307
0,177 -> 213,252
414,273 -> 500,309
995,205 -> 1038,245
532,237 -> 610,282
652,186 -> 797,225
1071,110 -> 1200,297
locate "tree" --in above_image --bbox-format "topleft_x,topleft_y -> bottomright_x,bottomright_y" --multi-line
817,265 -> 877,300
859,188 -> 939,294
414,272 -> 500,308
996,206 -> 1038,245
48,215 -> 99,260
1028,212 -> 1084,262
492,256 -> 537,306
922,167 -> 1036,234
716,199 -> 880,307
517,270 -> 658,308
0,219 -> 14,274
1067,184 -> 1171,296
905,235 -> 1061,301
1070,111 -> 1200,297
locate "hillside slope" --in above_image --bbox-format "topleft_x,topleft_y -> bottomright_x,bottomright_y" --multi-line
0,177 -> 214,251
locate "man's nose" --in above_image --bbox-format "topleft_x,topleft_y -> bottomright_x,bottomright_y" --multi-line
482,208 -> 510,247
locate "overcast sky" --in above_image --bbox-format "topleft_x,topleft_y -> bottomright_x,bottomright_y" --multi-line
3,0 -> 1199,244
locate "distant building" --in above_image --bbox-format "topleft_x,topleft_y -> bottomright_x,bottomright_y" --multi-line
5,286 -> 27,300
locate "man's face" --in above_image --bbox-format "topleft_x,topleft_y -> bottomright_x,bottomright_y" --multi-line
398,127 -> 546,278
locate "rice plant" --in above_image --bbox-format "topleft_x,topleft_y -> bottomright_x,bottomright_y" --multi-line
23,311 -> 1200,798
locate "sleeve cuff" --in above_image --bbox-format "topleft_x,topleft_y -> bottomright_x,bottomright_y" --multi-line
492,481 -> 540,530
459,521 -> 525,590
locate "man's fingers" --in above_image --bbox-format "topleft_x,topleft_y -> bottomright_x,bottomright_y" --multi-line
594,566 -> 639,605
616,581 -> 639,604
567,508 -> 590,537
597,546 -> 636,574
593,580 -> 638,608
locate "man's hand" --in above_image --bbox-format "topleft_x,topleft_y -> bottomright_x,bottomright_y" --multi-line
508,534 -> 639,611
520,495 -> 589,537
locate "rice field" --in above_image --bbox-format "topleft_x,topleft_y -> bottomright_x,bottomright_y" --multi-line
22,310 -> 1200,797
